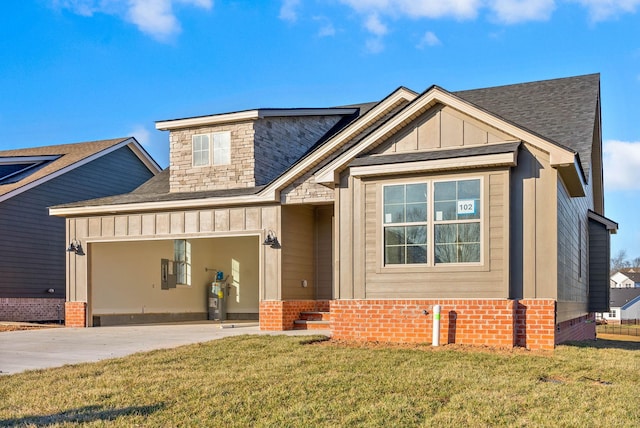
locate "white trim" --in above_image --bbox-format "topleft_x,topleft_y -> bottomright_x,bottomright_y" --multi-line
52,89 -> 418,216
1,138 -> 159,204
155,108 -> 358,130
314,87 -> 579,188
587,210 -> 618,232
0,155 -> 60,163
379,176 -> 485,268
350,152 -> 517,178
49,193 -> 274,216
260,88 -> 418,196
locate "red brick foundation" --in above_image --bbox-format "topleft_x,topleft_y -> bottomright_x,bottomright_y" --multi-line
258,298 -> 586,351
259,300 -> 330,330
65,302 -> 87,327
515,299 -> 556,350
0,298 -> 65,322
331,299 -> 557,350
331,299 -> 517,347
555,313 -> 596,344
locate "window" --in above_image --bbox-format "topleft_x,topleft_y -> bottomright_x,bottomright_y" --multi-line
192,135 -> 210,166
174,239 -> 191,286
383,178 -> 482,266
213,132 -> 231,165
609,310 -> 617,318
433,179 -> 481,263
192,131 -> 231,166
383,183 -> 428,264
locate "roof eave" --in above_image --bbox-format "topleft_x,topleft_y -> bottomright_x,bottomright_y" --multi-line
155,108 -> 359,131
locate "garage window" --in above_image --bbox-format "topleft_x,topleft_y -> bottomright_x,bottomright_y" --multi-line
174,239 -> 191,286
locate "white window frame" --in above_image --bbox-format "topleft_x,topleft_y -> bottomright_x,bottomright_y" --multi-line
432,177 -> 482,265
192,131 -> 231,167
382,182 -> 429,265
174,239 -> 192,286
192,134 -> 210,167
381,176 -> 483,267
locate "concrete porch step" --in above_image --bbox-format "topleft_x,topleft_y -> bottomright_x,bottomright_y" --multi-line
293,319 -> 330,330
299,311 -> 331,322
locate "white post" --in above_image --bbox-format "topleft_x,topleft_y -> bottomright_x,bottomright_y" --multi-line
432,304 -> 441,346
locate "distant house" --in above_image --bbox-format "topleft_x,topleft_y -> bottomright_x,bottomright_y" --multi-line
610,269 -> 640,288
0,138 -> 161,322
51,74 -> 616,350
598,288 -> 640,323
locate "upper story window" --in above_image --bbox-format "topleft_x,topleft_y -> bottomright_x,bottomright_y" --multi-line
383,178 -> 482,266
192,131 -> 231,167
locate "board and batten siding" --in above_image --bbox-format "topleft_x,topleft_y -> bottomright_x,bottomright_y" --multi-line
556,173 -> 594,322
336,169 -> 510,299
371,105 -> 513,155
509,144 -> 559,302
0,146 -> 154,300
588,218 -> 610,313
66,205 -> 281,305
280,204 -> 334,300
281,205 -> 315,300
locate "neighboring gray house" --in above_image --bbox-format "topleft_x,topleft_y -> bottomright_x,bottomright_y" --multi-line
598,288 -> 640,323
0,138 -> 160,322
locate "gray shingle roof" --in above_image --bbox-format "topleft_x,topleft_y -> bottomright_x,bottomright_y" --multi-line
0,138 -> 133,198
610,288 -> 640,308
618,268 -> 640,284
52,75 -> 600,211
51,168 -> 265,208
453,73 -> 600,179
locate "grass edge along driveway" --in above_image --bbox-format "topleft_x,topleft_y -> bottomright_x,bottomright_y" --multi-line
1,335 -> 639,427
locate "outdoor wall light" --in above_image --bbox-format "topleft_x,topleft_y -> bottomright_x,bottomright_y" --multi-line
66,239 -> 85,256
262,230 -> 281,249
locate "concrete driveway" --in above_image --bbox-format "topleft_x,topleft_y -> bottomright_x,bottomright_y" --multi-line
0,322 -> 329,375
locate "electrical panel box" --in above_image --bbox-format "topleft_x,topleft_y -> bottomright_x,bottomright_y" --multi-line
160,258 -> 177,290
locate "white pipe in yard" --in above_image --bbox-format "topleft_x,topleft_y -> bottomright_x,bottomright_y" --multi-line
432,304 -> 441,346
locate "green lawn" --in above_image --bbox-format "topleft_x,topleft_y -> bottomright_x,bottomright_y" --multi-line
1,335 -> 639,427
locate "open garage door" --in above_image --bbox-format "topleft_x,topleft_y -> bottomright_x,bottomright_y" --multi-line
89,236 -> 260,326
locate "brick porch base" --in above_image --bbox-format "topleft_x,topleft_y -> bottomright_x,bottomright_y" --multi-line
260,298 -> 563,351
65,302 -> 87,327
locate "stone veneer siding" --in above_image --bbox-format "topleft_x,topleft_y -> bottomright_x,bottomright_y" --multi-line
253,116 -> 343,185
168,115 -> 343,193
0,298 -> 65,322
281,171 -> 335,204
169,121 -> 256,192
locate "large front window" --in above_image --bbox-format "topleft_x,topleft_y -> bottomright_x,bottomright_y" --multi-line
383,178 -> 481,266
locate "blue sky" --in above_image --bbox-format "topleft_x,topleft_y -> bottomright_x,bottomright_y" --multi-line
1,0 -> 639,259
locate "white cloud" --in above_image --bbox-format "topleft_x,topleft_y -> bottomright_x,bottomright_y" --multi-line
489,0 -> 556,24
365,37 -> 385,53
603,140 -> 640,190
338,0 -> 481,20
313,16 -> 336,37
51,0 -> 212,41
417,31 -> 441,48
128,124 -> 151,147
364,13 -> 388,36
571,0 -> 640,21
279,0 -> 300,22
